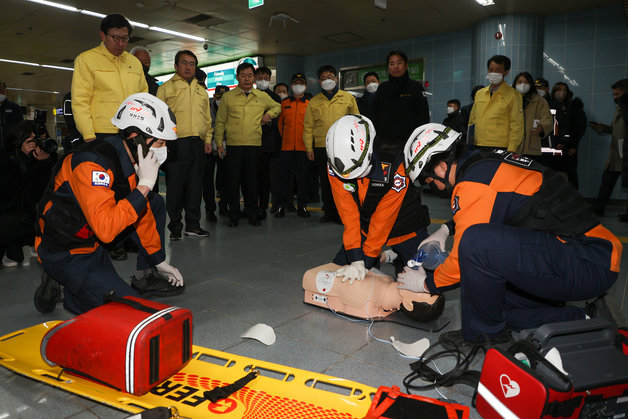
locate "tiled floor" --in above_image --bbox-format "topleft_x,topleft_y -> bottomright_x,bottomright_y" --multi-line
1,189 -> 627,418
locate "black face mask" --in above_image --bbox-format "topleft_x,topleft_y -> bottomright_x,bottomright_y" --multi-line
142,64 -> 150,75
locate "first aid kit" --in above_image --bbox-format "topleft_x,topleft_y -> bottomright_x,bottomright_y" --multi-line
41,295 -> 193,395
476,317 -> 628,418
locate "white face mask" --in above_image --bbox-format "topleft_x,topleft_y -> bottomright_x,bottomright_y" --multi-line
366,82 -> 379,94
256,80 -> 270,90
321,79 -> 336,91
486,72 -> 503,85
215,99 -> 221,106
446,106 -> 455,115
0,94 -> 6,102
516,83 -> 531,95
151,146 -> 168,165
292,84 -> 306,96
536,89 -> 546,97
278,92 -> 288,100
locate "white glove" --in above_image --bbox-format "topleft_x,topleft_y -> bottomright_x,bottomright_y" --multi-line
419,224 -> 449,252
397,266 -> 427,293
155,261 -> 184,287
135,144 -> 160,190
335,260 -> 367,285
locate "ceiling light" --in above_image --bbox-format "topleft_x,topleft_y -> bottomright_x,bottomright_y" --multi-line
0,58 -> 73,71
8,87 -> 62,94
25,0 -> 207,42
476,0 -> 495,5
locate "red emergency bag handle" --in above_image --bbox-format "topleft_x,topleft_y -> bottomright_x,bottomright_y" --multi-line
103,293 -> 172,319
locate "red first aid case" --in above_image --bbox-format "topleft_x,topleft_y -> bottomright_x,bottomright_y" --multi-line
477,318 -> 628,418
41,295 -> 193,396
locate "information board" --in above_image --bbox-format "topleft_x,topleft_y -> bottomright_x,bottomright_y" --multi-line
340,58 -> 425,92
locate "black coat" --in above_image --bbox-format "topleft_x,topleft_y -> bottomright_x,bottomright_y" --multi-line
259,89 -> 282,153
357,91 -> 377,122
0,99 -> 24,150
372,72 -> 430,153
442,110 -> 467,141
0,144 -> 57,221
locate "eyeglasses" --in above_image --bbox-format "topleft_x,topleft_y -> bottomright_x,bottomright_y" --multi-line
107,33 -> 130,43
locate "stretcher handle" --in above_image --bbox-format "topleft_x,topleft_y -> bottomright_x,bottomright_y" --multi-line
530,317 -> 616,348
103,293 -> 160,315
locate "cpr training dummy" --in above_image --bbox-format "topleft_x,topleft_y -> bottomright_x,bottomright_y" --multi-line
302,115 -> 443,323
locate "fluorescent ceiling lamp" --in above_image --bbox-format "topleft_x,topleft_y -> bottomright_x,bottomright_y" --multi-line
26,0 -> 207,42
8,87 -> 62,94
476,0 -> 495,5
0,58 -> 73,71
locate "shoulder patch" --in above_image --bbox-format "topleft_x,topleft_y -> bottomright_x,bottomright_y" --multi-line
92,171 -> 111,187
391,173 -> 407,192
452,195 -> 461,215
503,152 -> 533,167
380,162 -> 391,183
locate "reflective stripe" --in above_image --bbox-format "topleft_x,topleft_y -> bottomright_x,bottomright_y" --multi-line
125,307 -> 179,393
477,382 -> 520,419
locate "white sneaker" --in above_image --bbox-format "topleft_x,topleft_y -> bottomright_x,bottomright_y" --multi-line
2,256 -> 19,268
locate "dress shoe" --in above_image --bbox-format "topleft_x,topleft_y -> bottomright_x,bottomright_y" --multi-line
258,209 -> 267,220
297,206 -> 311,218
206,212 -> 218,222
287,203 -> 297,212
320,214 -> 335,223
275,207 -> 285,218
269,206 -> 278,214
248,218 -> 261,227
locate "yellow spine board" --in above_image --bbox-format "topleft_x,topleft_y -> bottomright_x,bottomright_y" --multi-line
0,322 -> 377,418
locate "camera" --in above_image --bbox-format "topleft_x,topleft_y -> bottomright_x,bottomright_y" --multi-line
35,137 -> 58,154
203,42 -> 209,50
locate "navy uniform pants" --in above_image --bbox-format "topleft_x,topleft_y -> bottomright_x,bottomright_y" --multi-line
458,224 -> 617,341
41,192 -> 166,314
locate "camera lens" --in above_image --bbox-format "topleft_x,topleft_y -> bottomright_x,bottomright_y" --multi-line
36,138 -> 58,154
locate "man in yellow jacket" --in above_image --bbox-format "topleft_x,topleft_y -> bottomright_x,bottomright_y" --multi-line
71,14 -> 148,141
157,50 -> 213,240
468,55 -> 524,152
303,65 -> 360,223
214,62 -> 282,227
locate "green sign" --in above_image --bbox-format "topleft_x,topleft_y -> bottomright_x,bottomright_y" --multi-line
249,0 -> 263,9
341,59 -> 425,91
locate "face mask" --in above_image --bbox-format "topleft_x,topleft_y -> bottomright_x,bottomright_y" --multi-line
486,72 -> 503,85
278,92 -> 288,100
516,83 -> 530,95
215,99 -> 221,106
292,84 -> 306,96
554,91 -> 566,101
366,82 -> 379,94
536,89 -> 546,97
0,94 -> 6,102
256,80 -> 270,90
151,146 -> 168,165
321,79 -> 336,91
446,106 -> 455,115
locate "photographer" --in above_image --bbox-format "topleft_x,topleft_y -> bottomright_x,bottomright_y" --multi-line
0,120 -> 57,267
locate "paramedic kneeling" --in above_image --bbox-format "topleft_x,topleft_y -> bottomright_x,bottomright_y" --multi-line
326,115 -> 430,284
35,93 -> 184,314
400,123 -> 622,349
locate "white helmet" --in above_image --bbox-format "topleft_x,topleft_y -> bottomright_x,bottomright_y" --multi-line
111,93 -> 178,141
326,114 -> 375,179
404,123 -> 462,182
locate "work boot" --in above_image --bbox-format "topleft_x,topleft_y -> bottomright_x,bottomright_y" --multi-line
34,272 -> 62,313
110,247 -> 127,261
585,294 -> 626,326
131,269 -> 185,297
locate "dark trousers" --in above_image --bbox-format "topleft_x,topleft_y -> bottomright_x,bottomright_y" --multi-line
457,224 -> 616,341
203,152 -> 227,214
227,145 -> 261,221
278,150 -> 309,207
314,147 -> 337,217
259,151 -> 280,210
40,192 -> 166,314
165,137 -> 205,233
333,227 -> 428,274
0,213 -> 34,262
593,169 -> 622,214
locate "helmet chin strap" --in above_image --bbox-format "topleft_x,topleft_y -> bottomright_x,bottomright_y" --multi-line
422,161 -> 455,197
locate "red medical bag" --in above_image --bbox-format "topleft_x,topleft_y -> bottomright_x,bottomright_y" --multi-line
476,318 -> 628,418
41,295 -> 193,395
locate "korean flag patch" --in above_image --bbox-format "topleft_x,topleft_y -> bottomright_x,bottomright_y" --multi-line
92,171 -> 111,187
391,173 -> 407,192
